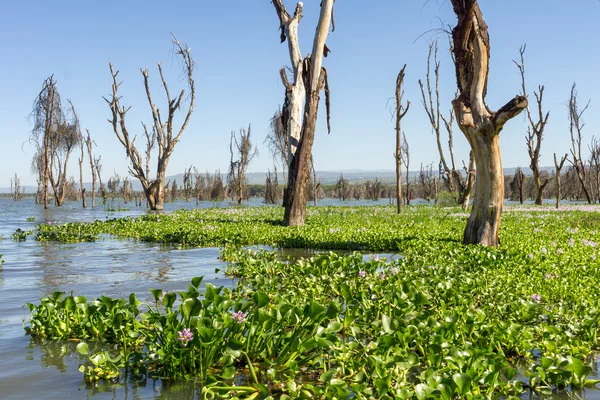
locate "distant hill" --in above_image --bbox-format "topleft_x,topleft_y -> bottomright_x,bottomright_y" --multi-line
0,166 -> 556,193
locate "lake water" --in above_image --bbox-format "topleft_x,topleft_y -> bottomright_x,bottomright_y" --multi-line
0,197 -> 598,399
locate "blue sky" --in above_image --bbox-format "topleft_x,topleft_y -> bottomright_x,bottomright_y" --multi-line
1,0 -> 599,187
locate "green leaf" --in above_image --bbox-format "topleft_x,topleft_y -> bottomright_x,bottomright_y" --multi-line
326,320 -> 343,333
164,292 -> 176,308
382,314 -> 393,334
76,342 -> 89,355
191,276 -> 204,289
452,373 -> 472,395
252,292 -> 270,308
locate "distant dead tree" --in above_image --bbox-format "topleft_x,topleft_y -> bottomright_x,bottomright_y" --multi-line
227,125 -> 258,204
513,45 -> 550,205
272,0 -> 335,226
265,168 -> 280,204
365,178 -> 382,201
394,65 -> 410,213
402,135 -> 411,205
450,0 -> 527,246
419,40 -> 474,209
69,100 -> 87,208
107,172 -> 121,201
94,155 -> 107,205
193,168 -> 205,203
335,173 -> 351,201
105,34 -> 195,211
170,180 -> 178,202
210,170 -> 226,202
265,109 -> 289,184
510,167 -> 526,204
10,173 -> 25,201
84,130 -> 98,207
589,137 -> 600,203
419,163 -> 436,202
554,153 -> 568,209
568,83 -> 592,204
183,166 -> 193,201
121,176 -> 133,203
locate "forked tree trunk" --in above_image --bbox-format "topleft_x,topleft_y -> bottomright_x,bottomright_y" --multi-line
278,0 -> 334,226
451,0 -> 527,247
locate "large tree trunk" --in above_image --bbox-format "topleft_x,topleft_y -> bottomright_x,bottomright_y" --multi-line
280,0 -> 334,226
462,132 -> 503,246
395,65 -> 409,214
451,0 -> 527,247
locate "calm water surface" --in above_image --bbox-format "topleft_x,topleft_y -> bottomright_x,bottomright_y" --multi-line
0,198 -> 598,399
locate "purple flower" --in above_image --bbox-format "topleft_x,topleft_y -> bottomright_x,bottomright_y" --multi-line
541,248 -> 548,254
556,248 -> 563,255
379,272 -> 386,280
178,328 -> 193,346
551,241 -> 557,247
391,267 -> 399,275
358,270 -> 366,278
232,310 -> 246,323
531,294 -> 541,303
528,253 -> 534,259
428,265 -> 436,270
372,255 -> 379,261
545,273 -> 554,279
569,238 -> 575,247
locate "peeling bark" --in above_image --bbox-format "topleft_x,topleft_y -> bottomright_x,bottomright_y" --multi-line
450,0 -> 527,246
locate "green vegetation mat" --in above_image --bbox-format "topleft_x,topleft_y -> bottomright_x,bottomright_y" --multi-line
25,206 -> 600,398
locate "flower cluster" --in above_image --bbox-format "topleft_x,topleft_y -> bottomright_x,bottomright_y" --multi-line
531,294 -> 541,303
232,310 -> 246,323
178,328 -> 193,347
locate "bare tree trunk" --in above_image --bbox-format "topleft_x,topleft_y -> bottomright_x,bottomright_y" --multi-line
554,153 -> 568,209
274,0 -> 335,226
85,131 -> 96,208
568,83 -> 592,204
451,0 -> 527,246
403,136 -> 411,206
458,152 -> 475,209
395,65 -> 410,213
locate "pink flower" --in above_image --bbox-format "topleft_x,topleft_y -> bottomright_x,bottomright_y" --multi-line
531,294 -> 541,303
358,270 -> 366,278
178,328 -> 193,346
232,310 -> 246,323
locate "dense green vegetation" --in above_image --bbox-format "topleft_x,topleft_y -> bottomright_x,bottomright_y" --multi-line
25,205 -> 600,398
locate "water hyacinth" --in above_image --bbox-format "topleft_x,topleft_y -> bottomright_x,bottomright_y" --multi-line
358,270 -> 366,278
531,294 -> 541,303
232,310 -> 246,323
177,328 -> 193,347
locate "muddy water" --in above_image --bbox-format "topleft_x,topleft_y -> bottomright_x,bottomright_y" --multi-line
0,198 -> 599,399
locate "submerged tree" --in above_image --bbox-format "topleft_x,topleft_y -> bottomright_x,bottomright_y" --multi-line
450,0 -> 528,246
10,173 -> 25,201
227,125 -> 258,204
85,130 -> 98,207
272,0 -> 335,226
265,109 -> 289,184
105,34 -> 195,211
394,65 -> 410,213
30,76 -> 80,208
513,45 -> 550,205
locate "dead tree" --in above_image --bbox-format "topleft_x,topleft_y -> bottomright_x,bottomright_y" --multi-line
265,168 -> 280,204
513,45 -> 550,205
450,0 -> 528,246
227,125 -> 258,204
94,155 -> 107,205
335,173 -> 351,201
419,40 -> 474,209
589,137 -> 600,202
105,35 -> 195,211
510,167 -> 526,204
402,135 -> 411,205
272,0 -> 335,226
84,130 -> 97,207
67,99 -> 87,208
170,180 -> 178,202
419,163 -> 436,202
10,174 -> 25,201
309,156 -> 321,206
568,83 -> 592,204
30,76 -> 80,208
394,65 -> 410,213
554,153 -> 568,209
181,166 -> 192,201
265,109 -> 289,185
